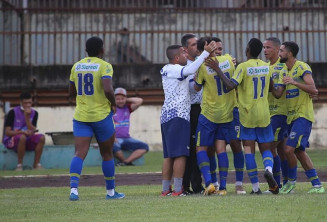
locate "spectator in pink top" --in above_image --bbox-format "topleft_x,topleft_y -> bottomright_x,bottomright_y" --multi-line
113,87 -> 149,165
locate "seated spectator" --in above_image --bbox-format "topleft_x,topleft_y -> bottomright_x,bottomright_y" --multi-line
2,92 -> 45,170
113,87 -> 149,165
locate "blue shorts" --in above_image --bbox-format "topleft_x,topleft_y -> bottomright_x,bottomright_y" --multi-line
240,124 -> 274,143
286,117 -> 312,151
271,115 -> 288,142
232,107 -> 241,140
196,114 -> 236,146
113,137 -> 149,153
161,118 -> 190,158
73,112 -> 115,143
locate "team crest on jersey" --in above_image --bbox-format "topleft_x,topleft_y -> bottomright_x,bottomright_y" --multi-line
160,68 -> 168,77
247,66 -> 269,76
206,66 -> 216,75
76,63 -> 100,71
272,72 -> 279,79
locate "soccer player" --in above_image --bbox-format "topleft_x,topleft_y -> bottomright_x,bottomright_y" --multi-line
160,41 -> 216,196
194,36 -> 237,196
213,37 -> 246,195
205,38 -> 279,194
180,33 -> 205,194
263,37 -> 288,191
272,41 -> 325,194
68,36 -> 124,201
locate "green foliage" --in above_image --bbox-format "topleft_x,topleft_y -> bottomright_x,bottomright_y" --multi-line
0,184 -> 327,222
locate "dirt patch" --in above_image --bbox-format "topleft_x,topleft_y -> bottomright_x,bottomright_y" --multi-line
1,171 -> 327,189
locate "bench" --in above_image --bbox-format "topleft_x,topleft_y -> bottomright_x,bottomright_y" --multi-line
0,144 -> 144,170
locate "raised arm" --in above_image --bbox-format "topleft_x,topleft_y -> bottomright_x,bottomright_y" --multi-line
126,97 -> 143,112
205,57 -> 237,91
182,41 -> 216,76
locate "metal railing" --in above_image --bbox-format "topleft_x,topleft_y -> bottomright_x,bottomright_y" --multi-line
1,0 -> 326,65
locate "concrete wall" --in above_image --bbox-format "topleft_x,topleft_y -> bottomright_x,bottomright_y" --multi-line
1,104 -> 327,149
1,63 -> 327,90
0,105 -> 163,151
0,64 -> 163,90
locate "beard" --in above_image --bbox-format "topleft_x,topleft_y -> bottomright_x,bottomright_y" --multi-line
280,57 -> 287,63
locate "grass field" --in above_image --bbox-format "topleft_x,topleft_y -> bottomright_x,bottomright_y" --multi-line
1,150 -> 327,221
0,184 -> 326,222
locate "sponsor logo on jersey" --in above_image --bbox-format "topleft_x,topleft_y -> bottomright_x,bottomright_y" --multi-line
287,110 -> 296,116
76,63 -> 100,71
286,89 -> 299,98
247,66 -> 269,76
289,131 -> 296,139
219,60 -> 231,71
269,104 -> 277,111
274,64 -> 284,70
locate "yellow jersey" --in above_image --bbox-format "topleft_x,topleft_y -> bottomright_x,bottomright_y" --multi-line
232,59 -> 271,128
268,59 -> 287,117
279,60 -> 315,124
70,57 -> 113,122
195,54 -> 236,123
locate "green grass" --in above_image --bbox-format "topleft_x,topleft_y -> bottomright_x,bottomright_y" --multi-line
1,149 -> 327,177
0,183 -> 326,222
1,149 -> 327,221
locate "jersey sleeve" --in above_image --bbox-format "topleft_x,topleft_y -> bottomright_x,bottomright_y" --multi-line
69,65 -> 76,84
161,64 -> 185,79
232,64 -> 244,86
299,63 -> 312,79
194,66 -> 205,87
276,68 -> 287,87
101,63 -> 113,79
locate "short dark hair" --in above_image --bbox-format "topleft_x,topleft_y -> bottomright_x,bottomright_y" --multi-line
282,41 -> 299,58
85,36 -> 103,57
211,37 -> 222,43
181,33 -> 196,47
197,36 -> 212,52
166,45 -> 182,60
265,37 -> 281,46
248,38 -> 263,57
20,92 -> 32,101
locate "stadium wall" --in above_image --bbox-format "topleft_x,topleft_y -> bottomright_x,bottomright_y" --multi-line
1,104 -> 327,150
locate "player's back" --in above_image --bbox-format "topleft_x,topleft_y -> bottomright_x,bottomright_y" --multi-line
232,59 -> 271,128
160,64 -> 191,124
70,57 -> 113,122
197,54 -> 236,123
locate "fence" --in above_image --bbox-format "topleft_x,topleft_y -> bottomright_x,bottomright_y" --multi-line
1,0 -> 327,65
